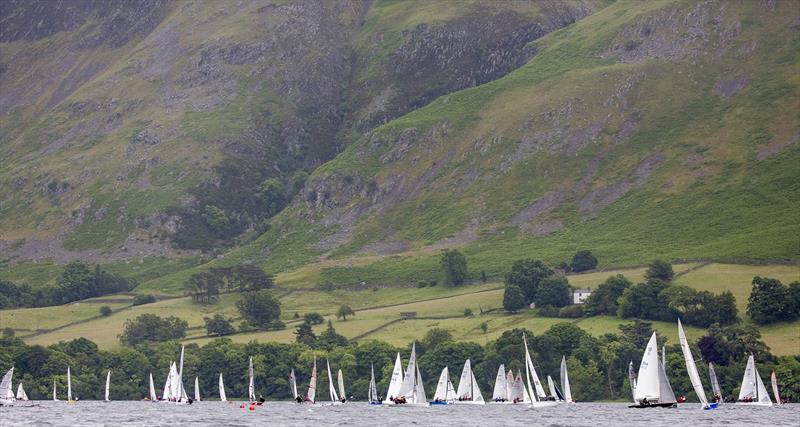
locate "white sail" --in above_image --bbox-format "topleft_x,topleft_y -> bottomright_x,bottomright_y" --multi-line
547,376 -> 558,400
162,363 -> 172,401
383,353 -> 404,403
434,367 -> 451,401
505,371 -> 515,401
149,373 -> 157,401
560,356 -> 572,403
634,332 -> 660,402
53,378 -> 58,401
326,359 -> 339,402
337,369 -> 346,402
368,364 -> 378,402
708,363 -> 721,402
737,354 -> 757,401
522,334 -> 543,401
306,357 -> 317,403
456,359 -> 474,400
67,366 -> 73,401
492,365 -> 507,401
104,370 -> 111,402
658,346 -> 677,404
518,371 -> 531,403
248,357 -> 255,402
628,361 -> 637,402
398,343 -> 418,400
678,319 -> 708,408
178,345 -> 185,400
16,383 -> 28,401
290,369 -> 298,400
0,368 -> 13,401
194,377 -> 200,401
755,364 -> 772,405
471,371 -> 484,403
412,363 -> 427,404
219,373 -> 227,402
771,371 -> 781,405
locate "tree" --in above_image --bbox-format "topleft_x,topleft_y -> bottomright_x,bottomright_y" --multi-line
184,271 -> 221,304
204,314 -> 235,336
421,328 -> 453,352
202,204 -> 230,234
747,276 -> 788,324
584,274 -> 632,316
570,250 -> 598,272
336,305 -> 355,321
56,261 -> 95,304
440,249 -> 468,285
503,284 -> 526,313
617,281 -> 671,320
119,314 -> 188,346
99,306 -> 112,317
645,259 -> 674,282
535,275 -> 571,308
257,177 -> 286,217
132,294 -> 156,306
787,282 -> 800,320
505,259 -> 554,304
236,290 -> 283,330
697,323 -> 770,365
295,321 -> 317,347
317,320 -> 348,350
479,322 -> 488,334
304,312 -> 325,325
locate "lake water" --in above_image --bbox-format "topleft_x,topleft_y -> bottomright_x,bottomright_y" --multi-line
1,401 -> 798,426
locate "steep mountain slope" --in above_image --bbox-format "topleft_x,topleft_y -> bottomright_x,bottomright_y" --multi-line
217,0 -> 799,286
0,0 -> 600,262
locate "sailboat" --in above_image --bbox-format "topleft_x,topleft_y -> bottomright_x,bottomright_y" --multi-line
560,356 -> 573,403
629,332 -> 677,408
736,354 -> 772,406
337,369 -> 347,403
523,334 -> 557,408
368,364 -> 382,405
248,357 -> 257,403
194,377 -> 200,402
289,369 -> 299,402
67,366 -> 76,403
677,319 -> 715,410
708,363 -> 722,405
393,342 -> 427,406
104,370 -> 111,402
219,373 -> 227,402
383,353 -> 404,404
431,366 -> 456,405
53,378 -> 59,402
16,383 -> 29,401
516,371 -> 531,404
546,376 -> 564,402
161,346 -> 190,404
148,373 -> 158,401
455,359 -> 484,404
325,359 -> 341,405
628,361 -> 637,403
491,364 -> 511,403
303,357 -> 317,404
771,371 -> 781,405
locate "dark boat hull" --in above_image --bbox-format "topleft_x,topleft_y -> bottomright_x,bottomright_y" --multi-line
628,402 -> 677,408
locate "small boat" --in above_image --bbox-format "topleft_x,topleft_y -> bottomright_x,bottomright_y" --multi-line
194,377 -> 201,402
337,369 -> 347,403
368,364 -> 381,405
771,371 -> 781,405
148,373 -> 158,401
523,334 -> 557,408
513,371 -> 529,404
248,357 -> 258,404
391,342 -> 427,406
677,319 -> 716,410
104,370 -> 111,402
67,366 -> 76,404
628,332 -> 677,408
708,363 -> 722,405
431,366 -> 455,405
383,353 -> 404,404
560,356 -> 574,404
490,364 -> 511,403
161,346 -> 191,404
546,375 -> 563,402
455,359 -> 484,404
735,354 -> 772,406
0,368 -> 36,407
303,357 -> 317,404
219,373 -> 227,402
628,361 -> 637,403
16,382 -> 28,401
325,359 -> 341,405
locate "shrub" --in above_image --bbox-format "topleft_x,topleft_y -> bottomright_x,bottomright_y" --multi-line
99,306 -> 112,317
204,314 -> 235,336
440,249 -> 468,285
304,312 -> 325,325
645,260 -> 674,282
463,308 -> 474,317
132,294 -> 157,306
570,250 -> 598,272
119,314 -> 188,346
538,306 -> 560,317
558,305 -> 584,318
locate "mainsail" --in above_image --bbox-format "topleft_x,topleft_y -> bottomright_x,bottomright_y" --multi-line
523,333 -> 544,401
0,367 -> 13,401
149,373 -> 158,401
104,370 -> 111,402
433,367 -> 450,401
505,371 -> 516,401
628,361 -> 637,402
708,363 -> 721,401
492,365 -> 507,401
383,353 -> 404,403
398,343 -> 418,400
326,359 -> 339,403
16,383 -> 29,401
67,366 -> 73,401
368,364 -> 379,402
456,359 -> 482,401
560,356 -> 573,403
248,357 -> 255,402
53,378 -> 58,401
305,357 -> 317,403
771,371 -> 781,405
289,369 -> 298,400
633,333 -> 660,402
677,319 -> 709,408
194,377 -> 200,401
219,373 -> 227,402
337,369 -> 346,402
546,376 -> 559,400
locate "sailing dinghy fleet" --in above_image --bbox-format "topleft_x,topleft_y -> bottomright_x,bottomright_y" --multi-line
0,328 -> 789,409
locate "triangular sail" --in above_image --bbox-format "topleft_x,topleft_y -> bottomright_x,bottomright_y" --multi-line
194,377 -> 200,401
290,369 -> 298,400
53,378 -> 58,401
16,383 -> 28,401
519,371 -> 531,403
105,370 -> 111,402
633,333 -> 660,402
561,356 -> 572,402
547,376 -> 559,400
178,345 -> 186,401
456,359 -> 473,400
434,367 -> 450,401
326,359 -> 338,402
505,371 -> 515,401
447,379 -> 456,401
368,364 -> 378,402
708,363 -> 721,402
149,373 -> 157,401
413,364 -> 427,404
470,371 -> 484,403
522,334 -> 541,401
678,319 -> 709,408
755,366 -> 772,405
305,357 -> 317,403
492,365 -> 507,401
0,368 -> 13,400
248,357 -> 255,402
398,343 -> 418,399
384,353 -> 404,403
771,371 -> 781,405
219,373 -> 227,402
738,354 -> 757,401
628,361 -> 637,402
657,346 -> 677,404
337,369 -> 346,402
67,366 -> 73,401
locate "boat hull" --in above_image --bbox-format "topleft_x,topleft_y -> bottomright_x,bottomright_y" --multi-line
628,402 -> 677,408
735,402 -> 773,407
530,401 -> 559,408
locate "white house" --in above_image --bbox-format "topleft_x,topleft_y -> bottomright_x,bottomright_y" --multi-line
573,288 -> 592,304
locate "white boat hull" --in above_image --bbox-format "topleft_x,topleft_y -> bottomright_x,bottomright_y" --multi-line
454,400 -> 484,405
735,402 -> 773,407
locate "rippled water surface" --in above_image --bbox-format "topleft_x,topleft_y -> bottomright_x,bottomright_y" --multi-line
2,401 -> 798,426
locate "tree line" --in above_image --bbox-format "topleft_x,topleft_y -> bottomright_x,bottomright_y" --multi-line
1,319 -> 797,403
